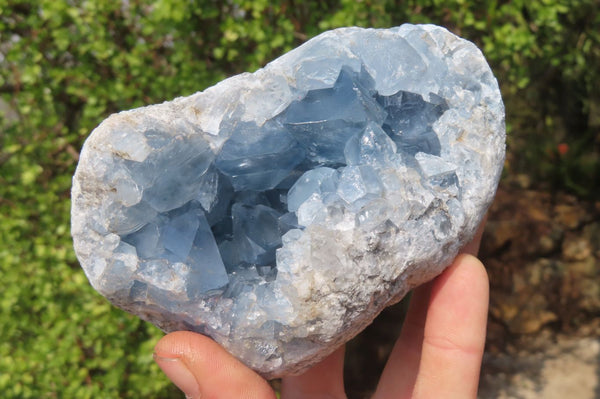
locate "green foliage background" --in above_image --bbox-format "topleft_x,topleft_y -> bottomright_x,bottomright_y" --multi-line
0,0 -> 598,397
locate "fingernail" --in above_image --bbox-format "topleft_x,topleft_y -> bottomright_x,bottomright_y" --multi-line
154,353 -> 201,399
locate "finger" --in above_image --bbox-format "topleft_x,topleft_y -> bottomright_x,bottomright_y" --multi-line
372,220 -> 487,398
371,276 -> 433,398
412,254 -> 489,398
373,254 -> 488,399
154,331 -> 276,399
281,346 -> 346,399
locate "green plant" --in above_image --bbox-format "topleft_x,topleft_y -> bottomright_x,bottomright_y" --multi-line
0,0 -> 598,396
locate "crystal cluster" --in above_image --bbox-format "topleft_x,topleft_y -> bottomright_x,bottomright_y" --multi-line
72,24 -> 505,377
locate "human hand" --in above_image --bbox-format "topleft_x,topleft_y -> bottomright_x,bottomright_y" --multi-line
153,226 -> 488,399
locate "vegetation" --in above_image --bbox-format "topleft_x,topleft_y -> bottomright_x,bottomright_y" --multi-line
0,0 -> 598,396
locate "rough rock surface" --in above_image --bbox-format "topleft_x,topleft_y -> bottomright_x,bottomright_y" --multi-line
71,24 -> 505,378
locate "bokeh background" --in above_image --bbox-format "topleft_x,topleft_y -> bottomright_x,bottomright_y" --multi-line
1,1 -> 598,397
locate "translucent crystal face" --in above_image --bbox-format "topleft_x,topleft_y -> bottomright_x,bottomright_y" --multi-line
107,66 -> 450,300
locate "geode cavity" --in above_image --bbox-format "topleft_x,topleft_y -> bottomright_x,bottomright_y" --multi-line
71,24 -> 505,378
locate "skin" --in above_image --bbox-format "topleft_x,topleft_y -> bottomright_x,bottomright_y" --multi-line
154,224 -> 488,399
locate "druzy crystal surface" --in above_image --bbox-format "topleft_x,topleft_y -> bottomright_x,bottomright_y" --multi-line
71,24 -> 505,377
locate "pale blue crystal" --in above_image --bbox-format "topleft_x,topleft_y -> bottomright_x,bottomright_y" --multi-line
136,259 -> 189,296
281,67 -> 386,165
415,152 -> 459,188
215,121 -> 304,191
122,222 -> 162,258
137,135 -> 213,213
377,91 -> 447,156
196,167 -> 234,226
344,121 -> 398,167
112,170 -> 143,206
100,241 -> 138,294
277,212 -> 300,232
231,203 -> 282,265
162,211 -> 200,260
185,211 -> 229,295
286,167 -> 339,212
72,24 -> 505,379
195,166 -> 221,212
296,193 -> 326,227
337,165 -> 382,205
106,201 -> 157,235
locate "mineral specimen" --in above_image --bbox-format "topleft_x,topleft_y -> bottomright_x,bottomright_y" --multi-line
71,24 -> 505,378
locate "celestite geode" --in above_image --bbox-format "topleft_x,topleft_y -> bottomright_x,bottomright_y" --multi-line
71,24 -> 505,377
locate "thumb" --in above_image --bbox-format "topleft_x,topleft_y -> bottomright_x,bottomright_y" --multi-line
154,331 -> 276,399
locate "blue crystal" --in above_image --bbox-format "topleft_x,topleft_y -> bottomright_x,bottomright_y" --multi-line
106,200 -> 157,236
121,203 -> 229,296
377,91 -> 447,156
337,165 -> 382,205
162,211 -> 200,260
232,203 -> 282,264
186,211 -> 229,296
237,205 -> 283,250
287,167 -> 339,212
415,152 -> 459,188
122,222 -> 162,258
281,66 -> 386,166
215,120 -> 304,191
195,166 -> 221,212
277,212 -> 300,232
127,134 -> 214,213
105,65 -> 455,295
73,24 -> 505,378
344,121 -> 398,167
196,166 -> 234,226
